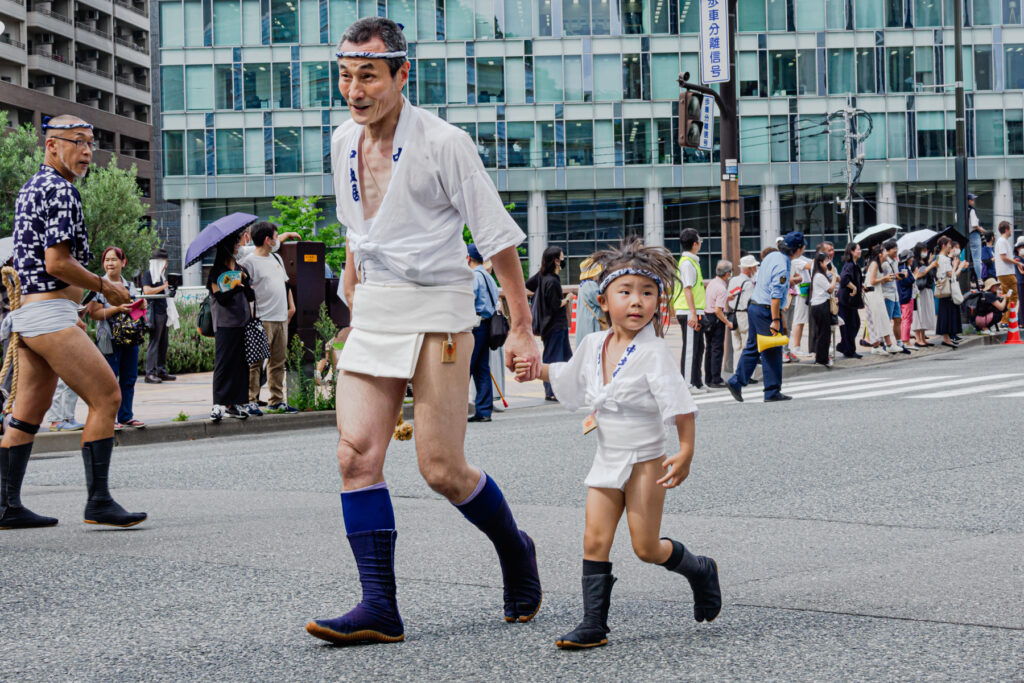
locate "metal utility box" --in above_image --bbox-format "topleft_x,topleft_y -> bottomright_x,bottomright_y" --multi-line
281,241 -> 326,362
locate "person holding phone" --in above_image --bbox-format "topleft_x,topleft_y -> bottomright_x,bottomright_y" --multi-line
807,253 -> 837,367
863,245 -> 900,354
207,230 -> 255,421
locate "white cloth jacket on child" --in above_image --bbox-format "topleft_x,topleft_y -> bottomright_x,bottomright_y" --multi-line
548,323 -> 698,490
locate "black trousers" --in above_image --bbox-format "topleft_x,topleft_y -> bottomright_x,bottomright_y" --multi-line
810,302 -> 833,364
677,313 -> 706,388
213,326 -> 249,406
703,317 -> 726,385
146,313 -> 169,375
837,304 -> 860,357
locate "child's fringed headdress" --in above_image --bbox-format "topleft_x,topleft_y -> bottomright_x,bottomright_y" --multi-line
590,238 -> 680,337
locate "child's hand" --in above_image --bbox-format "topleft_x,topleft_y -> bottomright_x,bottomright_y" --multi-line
512,356 -> 532,382
657,448 -> 693,488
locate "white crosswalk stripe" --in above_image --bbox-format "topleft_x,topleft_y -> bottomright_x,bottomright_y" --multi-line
911,377 -> 1024,398
827,373 -> 1021,401
692,377 -> 892,405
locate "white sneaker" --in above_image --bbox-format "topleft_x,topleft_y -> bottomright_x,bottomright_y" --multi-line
886,345 -> 900,354
688,384 -> 710,394
978,329 -> 994,336
872,347 -> 888,356
210,405 -> 224,421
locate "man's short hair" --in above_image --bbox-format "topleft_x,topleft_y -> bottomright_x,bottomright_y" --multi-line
999,220 -> 1012,235
882,238 -> 898,251
339,17 -> 408,76
250,221 -> 278,248
679,228 -> 701,250
715,260 -> 732,277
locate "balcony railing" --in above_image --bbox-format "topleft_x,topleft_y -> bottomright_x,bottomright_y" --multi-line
0,35 -> 27,49
116,75 -> 149,92
4,0 -> 26,6
76,21 -> 112,40
114,36 -> 148,55
77,61 -> 112,79
114,0 -> 147,17
29,6 -> 72,23
27,46 -> 73,65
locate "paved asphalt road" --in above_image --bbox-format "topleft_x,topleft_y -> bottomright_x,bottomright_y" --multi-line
3,343 -> 1023,681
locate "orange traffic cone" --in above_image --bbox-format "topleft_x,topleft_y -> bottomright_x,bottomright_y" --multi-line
1005,300 -> 1023,345
569,296 -> 578,335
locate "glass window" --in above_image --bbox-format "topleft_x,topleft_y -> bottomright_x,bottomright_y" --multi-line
887,47 -> 914,92
215,65 -> 234,109
535,56 -> 563,102
447,0 -> 475,39
244,128 -> 264,173
1006,45 -> 1024,90
507,122 -> 534,167
741,116 -> 769,162
916,111 -> 945,157
329,62 -> 347,106
214,0 -> 241,45
650,0 -> 672,32
863,114 -> 885,159
272,63 -> 292,108
888,112 -> 906,157
594,54 -> 621,101
539,121 -> 556,166
271,0 -> 298,42
624,119 -> 651,164
796,0 -> 824,29
738,0 -> 767,30
243,63 -> 272,108
478,58 -> 504,103
770,115 -> 789,161
740,52 -> 759,96
566,120 -> 593,165
163,130 -> 185,175
623,54 -> 642,99
974,0 -> 1000,23
1006,0 -> 1022,22
161,66 -> 184,110
770,50 -> 797,96
302,127 -> 322,173
388,0 -> 417,41
417,0 -> 437,40
538,0 -> 554,35
914,0 -> 941,24
680,0 -> 699,30
330,0 -> 358,42
184,0 -> 203,46
797,49 -> 815,95
826,0 -> 846,28
975,46 -> 993,90
274,127 -> 301,173
1008,110 -> 1023,154
160,1 -> 184,47
976,110 -> 1004,156
243,0 -> 262,44
915,47 -> 936,89
186,129 -> 206,174
652,53 -> 680,99
300,0 -> 320,43
855,0 -> 883,27
595,119 -> 616,166
418,59 -> 445,105
447,59 -> 467,104
943,47 -> 973,91
827,49 -> 854,95
564,0 -> 591,35
592,0 -> 612,33
799,122 -> 826,161
503,0 -> 532,36
302,62 -> 330,107
506,58 -> 526,103
564,56 -> 583,101
216,129 -> 244,174
885,0 -> 902,26
475,0 -> 495,38
856,48 -> 875,93
655,118 -> 674,163
186,65 -> 213,110
767,0 -> 787,30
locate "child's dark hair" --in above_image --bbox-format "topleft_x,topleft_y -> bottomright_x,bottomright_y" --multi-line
589,238 -> 680,337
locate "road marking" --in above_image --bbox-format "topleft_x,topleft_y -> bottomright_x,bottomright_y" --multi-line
691,377 -> 892,404
827,374 -> 1020,400
911,377 -> 1024,399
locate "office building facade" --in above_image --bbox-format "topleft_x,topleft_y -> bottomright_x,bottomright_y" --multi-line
155,0 -> 1024,281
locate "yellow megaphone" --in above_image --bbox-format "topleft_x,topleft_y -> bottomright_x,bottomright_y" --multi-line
757,332 -> 789,353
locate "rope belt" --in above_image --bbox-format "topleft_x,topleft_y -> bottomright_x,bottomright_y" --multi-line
1,266 -> 22,413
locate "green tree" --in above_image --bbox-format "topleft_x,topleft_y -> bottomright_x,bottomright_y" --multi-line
0,111 -> 45,236
77,156 -> 159,276
271,195 -> 346,275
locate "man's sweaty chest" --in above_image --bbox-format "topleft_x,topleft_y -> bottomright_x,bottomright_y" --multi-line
358,143 -> 393,220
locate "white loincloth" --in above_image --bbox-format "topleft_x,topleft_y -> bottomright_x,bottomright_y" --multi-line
1,298 -> 80,340
338,282 -> 479,379
586,413 -> 667,490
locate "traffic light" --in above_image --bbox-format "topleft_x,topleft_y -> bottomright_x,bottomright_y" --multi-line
678,91 -> 704,149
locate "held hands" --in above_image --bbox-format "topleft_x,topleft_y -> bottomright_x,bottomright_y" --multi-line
657,447 -> 693,488
506,327 -> 541,382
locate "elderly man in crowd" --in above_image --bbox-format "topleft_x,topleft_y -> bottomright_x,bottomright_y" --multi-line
726,255 -> 758,373
702,260 -> 734,388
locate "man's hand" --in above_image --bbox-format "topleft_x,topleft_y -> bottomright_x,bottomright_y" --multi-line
657,448 -> 693,488
726,321 -> 734,330
505,326 -> 540,381
104,281 -> 131,306
687,316 -> 700,331
770,319 -> 781,334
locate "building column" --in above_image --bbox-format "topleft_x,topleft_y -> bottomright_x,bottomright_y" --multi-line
760,185 -> 780,249
180,199 -> 201,287
527,189 -> 547,276
877,182 -> 898,226
643,187 -> 664,247
993,179 -> 1013,233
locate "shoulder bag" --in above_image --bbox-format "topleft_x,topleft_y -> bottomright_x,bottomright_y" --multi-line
107,279 -> 147,347
935,269 -> 952,299
480,273 -> 510,350
242,273 -> 271,366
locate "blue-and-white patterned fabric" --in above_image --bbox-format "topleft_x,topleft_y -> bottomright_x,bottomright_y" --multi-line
12,165 -> 90,295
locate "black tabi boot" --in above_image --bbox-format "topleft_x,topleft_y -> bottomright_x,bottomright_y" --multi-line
82,438 -> 147,527
556,568 -> 616,649
662,538 -> 721,623
0,444 -> 58,529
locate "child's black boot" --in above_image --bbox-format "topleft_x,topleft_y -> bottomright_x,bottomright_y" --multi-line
662,538 -> 721,622
556,561 -> 616,649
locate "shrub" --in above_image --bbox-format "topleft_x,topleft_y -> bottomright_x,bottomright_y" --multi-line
136,300 -> 215,374
286,303 -> 337,411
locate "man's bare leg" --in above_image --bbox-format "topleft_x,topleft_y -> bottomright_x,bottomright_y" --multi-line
306,369 -> 407,644
413,332 -> 542,623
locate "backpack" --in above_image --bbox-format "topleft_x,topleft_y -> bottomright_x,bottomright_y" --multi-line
959,291 -> 982,321
197,294 -> 214,337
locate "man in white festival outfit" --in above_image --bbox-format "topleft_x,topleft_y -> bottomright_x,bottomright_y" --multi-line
305,17 -> 543,645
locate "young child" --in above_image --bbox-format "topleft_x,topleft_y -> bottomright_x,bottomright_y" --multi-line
514,239 -> 720,650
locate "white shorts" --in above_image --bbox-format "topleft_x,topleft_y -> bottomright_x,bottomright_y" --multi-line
792,296 -> 809,325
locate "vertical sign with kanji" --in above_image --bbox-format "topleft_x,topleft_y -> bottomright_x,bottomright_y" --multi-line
699,0 -> 730,84
699,96 -> 715,150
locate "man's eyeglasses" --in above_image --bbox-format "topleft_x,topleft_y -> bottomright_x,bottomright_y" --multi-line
50,136 -> 98,151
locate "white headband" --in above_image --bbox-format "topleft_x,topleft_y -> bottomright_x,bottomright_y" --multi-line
598,268 -> 664,294
336,50 -> 408,59
41,118 -> 93,131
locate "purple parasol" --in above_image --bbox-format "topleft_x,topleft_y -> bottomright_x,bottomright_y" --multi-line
183,212 -> 258,269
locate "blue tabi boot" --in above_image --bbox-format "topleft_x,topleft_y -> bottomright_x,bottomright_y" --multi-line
457,473 -> 542,623
662,538 -> 721,623
306,529 -> 405,644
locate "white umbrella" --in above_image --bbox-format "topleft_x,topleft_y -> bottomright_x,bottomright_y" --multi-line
897,228 -> 937,252
0,236 -> 13,266
853,223 -> 900,249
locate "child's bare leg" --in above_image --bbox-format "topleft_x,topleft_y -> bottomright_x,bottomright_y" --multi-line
556,487 -> 624,650
625,458 -> 722,623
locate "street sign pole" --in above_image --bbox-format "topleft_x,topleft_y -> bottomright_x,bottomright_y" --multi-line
954,0 -> 969,245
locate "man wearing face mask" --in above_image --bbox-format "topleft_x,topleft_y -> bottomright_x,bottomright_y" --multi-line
141,247 -> 175,384
238,221 -> 297,415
